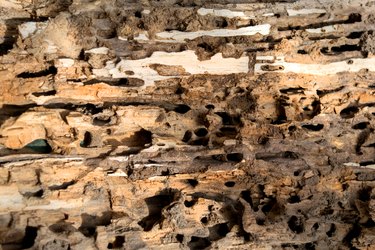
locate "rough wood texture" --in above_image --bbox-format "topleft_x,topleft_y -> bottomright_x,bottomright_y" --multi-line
0,0 -> 375,249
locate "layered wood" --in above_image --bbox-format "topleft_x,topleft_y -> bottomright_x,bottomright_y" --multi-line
0,0 -> 375,249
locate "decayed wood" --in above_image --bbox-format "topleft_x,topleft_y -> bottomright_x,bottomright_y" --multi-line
0,0 -> 375,249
